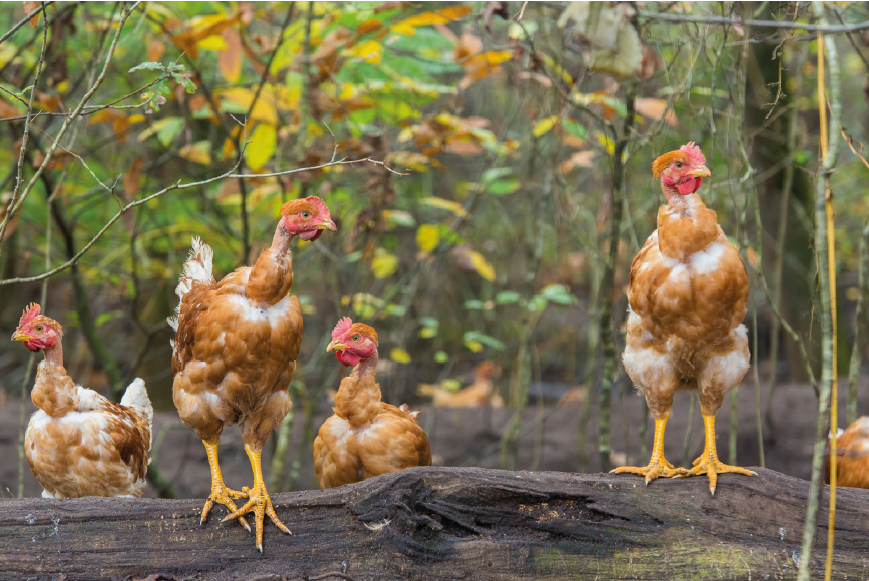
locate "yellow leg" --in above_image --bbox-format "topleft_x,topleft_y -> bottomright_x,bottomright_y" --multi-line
201,440 -> 250,532
679,414 -> 757,495
611,410 -> 686,484
223,444 -> 291,552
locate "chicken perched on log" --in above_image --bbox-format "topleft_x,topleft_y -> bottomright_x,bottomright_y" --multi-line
313,318 -> 431,489
170,196 -> 336,551
827,417 -> 869,489
613,142 -> 756,495
12,303 -> 152,498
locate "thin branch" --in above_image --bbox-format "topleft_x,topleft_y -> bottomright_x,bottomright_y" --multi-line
637,10 -> 869,34
228,157 -> 409,179
0,0 -> 56,47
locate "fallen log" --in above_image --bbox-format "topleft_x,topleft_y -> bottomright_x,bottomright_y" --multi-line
0,467 -> 866,581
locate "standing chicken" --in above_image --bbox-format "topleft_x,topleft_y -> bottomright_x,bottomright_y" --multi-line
12,303 -> 152,498
313,318 -> 431,489
614,142 -> 756,495
170,196 -> 336,551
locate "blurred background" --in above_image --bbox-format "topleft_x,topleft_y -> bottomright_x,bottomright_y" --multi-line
0,1 -> 866,498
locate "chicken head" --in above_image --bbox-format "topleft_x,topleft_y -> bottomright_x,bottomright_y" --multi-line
651,141 -> 711,196
12,303 -> 62,353
280,196 -> 337,242
327,317 -> 378,367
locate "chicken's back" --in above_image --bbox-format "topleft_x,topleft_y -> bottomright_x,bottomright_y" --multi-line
26,374 -> 151,498
314,403 -> 431,489
830,417 -> 869,489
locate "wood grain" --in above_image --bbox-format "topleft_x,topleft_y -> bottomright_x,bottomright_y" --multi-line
0,467 -> 866,581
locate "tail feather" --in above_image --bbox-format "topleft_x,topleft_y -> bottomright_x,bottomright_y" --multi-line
169,237 -> 214,334
120,378 -> 154,449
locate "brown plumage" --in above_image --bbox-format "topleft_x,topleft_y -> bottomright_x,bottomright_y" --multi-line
170,196 -> 336,552
313,318 -> 431,489
613,142 -> 755,495
418,361 -> 504,408
12,303 -> 152,498
827,417 -> 869,489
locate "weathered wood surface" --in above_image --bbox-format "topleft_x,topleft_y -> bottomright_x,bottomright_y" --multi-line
0,467 -> 866,581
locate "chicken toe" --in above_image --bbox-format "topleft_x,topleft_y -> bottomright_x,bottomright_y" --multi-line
611,410 -> 687,484
222,444 -> 291,552
677,414 -> 757,495
200,440 -> 250,531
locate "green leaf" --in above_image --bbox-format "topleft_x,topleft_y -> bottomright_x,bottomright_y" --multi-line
390,347 -> 412,364
434,350 -> 449,363
481,167 -> 512,184
385,303 -> 407,317
563,119 -> 588,140
95,310 -> 124,328
463,331 -> 505,351
129,61 -> 165,73
463,299 -> 485,310
539,283 -> 577,305
486,179 -> 521,196
495,290 -> 522,304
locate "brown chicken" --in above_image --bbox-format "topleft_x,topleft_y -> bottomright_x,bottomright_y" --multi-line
418,361 -> 504,408
613,142 -> 755,495
313,318 -> 431,489
170,196 -> 336,551
12,303 -> 152,498
827,417 -> 869,489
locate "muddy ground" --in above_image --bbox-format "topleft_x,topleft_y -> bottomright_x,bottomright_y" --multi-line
0,379 -> 865,499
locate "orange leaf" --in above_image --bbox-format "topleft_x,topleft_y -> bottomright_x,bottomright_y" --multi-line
23,1 -> 40,27
124,157 -> 144,201
357,19 -> 383,35
635,98 -> 677,126
147,39 -> 165,63
219,27 -> 242,83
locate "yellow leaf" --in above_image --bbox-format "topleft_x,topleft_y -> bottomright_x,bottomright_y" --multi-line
465,340 -> 483,353
244,124 -> 277,171
391,5 -> 472,35
421,197 -> 467,217
533,115 -> 560,138
179,142 -> 213,165
128,114 -> 145,124
219,88 -> 277,124
371,247 -> 398,278
416,224 -> 440,252
344,39 -> 382,64
465,249 -> 496,281
197,35 -> 228,51
390,348 -> 412,364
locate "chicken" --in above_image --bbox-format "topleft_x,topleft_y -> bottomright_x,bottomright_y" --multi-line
170,196 -> 336,551
418,360 -> 504,408
613,142 -> 756,495
826,417 -> 869,489
11,303 -> 152,498
313,318 -> 431,489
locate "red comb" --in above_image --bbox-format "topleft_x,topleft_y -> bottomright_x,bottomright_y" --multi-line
332,317 -> 353,340
306,196 -> 330,219
680,141 -> 706,167
19,303 -> 40,326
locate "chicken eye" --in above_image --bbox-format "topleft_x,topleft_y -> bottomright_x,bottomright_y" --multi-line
675,162 -> 683,169
352,335 -> 360,342
35,325 -> 44,333
301,212 -> 310,219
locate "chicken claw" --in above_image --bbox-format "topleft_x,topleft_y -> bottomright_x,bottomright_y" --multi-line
611,410 -> 687,484
676,414 -> 757,495
200,440 -> 250,531
222,444 -> 291,552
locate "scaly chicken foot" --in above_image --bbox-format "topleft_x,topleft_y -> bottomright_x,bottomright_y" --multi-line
201,440 -> 250,532
222,444 -> 291,552
677,414 -> 757,495
611,410 -> 687,484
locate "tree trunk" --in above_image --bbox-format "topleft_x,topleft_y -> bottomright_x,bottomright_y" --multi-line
0,467 -> 865,581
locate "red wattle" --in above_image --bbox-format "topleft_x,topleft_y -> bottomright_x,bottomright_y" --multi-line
336,350 -> 361,367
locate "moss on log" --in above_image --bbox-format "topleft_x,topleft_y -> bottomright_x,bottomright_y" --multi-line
0,467 -> 866,580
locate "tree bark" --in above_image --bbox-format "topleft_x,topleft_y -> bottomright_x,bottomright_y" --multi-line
0,467 -> 866,581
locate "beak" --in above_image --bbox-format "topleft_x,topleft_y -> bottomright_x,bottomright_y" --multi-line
327,340 -> 348,353
11,330 -> 31,342
318,219 -> 337,232
688,165 -> 711,178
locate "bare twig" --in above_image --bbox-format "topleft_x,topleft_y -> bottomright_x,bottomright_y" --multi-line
228,157 -> 409,179
847,221 -> 869,426
0,0 -> 56,47
637,10 -> 869,34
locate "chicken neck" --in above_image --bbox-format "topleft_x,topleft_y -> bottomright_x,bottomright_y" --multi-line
32,341 -> 78,418
334,349 -> 382,428
657,180 -> 719,259
246,223 -> 296,304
